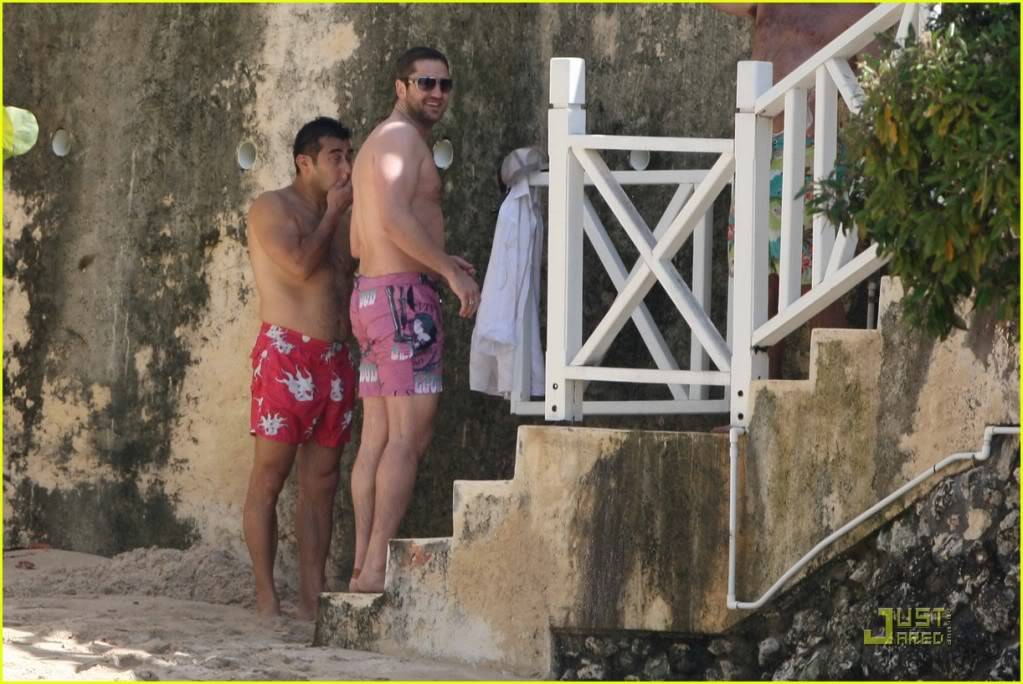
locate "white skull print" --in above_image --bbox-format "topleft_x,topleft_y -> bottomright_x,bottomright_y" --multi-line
265,325 -> 295,355
330,373 -> 344,402
259,412 -> 287,436
277,366 -> 315,402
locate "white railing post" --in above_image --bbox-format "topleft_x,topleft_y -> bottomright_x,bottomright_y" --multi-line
895,2 -> 926,46
779,88 -> 807,310
812,65 -> 838,286
545,58 -> 586,421
689,208 -> 713,400
730,61 -> 773,426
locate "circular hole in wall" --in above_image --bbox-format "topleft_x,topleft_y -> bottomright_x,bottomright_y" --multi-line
237,141 -> 257,170
433,139 -> 453,169
51,129 -> 71,157
629,149 -> 650,171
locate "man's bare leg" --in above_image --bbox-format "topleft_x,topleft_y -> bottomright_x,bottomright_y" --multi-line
350,397 -> 388,591
294,441 -> 342,620
356,394 -> 439,592
243,437 -> 298,617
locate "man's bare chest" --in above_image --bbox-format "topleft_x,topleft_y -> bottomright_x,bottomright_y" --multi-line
287,204 -> 323,238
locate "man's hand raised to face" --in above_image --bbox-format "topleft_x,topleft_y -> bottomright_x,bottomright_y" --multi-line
327,179 -> 353,215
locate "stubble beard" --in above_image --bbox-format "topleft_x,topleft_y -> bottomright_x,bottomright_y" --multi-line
407,98 -> 445,127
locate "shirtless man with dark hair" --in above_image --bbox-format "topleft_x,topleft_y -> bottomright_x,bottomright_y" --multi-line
347,46 -> 479,593
244,116 -> 357,619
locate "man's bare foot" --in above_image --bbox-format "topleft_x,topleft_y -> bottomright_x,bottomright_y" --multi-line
354,567 -> 384,593
347,567 -> 361,592
255,590 -> 281,618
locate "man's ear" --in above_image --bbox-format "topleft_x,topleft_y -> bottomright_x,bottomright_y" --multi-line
296,153 -> 313,174
395,79 -> 407,99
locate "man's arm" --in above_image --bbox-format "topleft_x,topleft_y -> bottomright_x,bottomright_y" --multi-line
248,188 -> 349,281
331,209 -> 356,284
711,4 -> 755,19
328,209 -> 358,341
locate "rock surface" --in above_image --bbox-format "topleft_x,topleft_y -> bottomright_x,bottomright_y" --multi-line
553,440 -> 1019,680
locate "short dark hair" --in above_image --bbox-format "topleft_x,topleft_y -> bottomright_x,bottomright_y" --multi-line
293,117 -> 351,174
395,47 -> 449,82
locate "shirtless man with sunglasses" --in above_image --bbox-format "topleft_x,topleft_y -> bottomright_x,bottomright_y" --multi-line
347,46 -> 479,593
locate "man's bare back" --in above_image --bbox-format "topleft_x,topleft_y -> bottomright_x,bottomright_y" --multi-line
350,114 -> 446,280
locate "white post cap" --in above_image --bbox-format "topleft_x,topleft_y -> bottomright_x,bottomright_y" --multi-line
550,58 -> 586,107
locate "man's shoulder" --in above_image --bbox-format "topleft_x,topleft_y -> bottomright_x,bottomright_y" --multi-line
254,187 -> 293,209
370,118 -> 428,153
249,188 -> 293,225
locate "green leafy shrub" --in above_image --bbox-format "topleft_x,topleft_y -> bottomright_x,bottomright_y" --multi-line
810,4 -> 1019,338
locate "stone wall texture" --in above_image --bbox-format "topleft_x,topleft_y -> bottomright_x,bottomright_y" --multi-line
554,438 -> 1020,680
2,3 -> 750,586
739,277 -> 1019,603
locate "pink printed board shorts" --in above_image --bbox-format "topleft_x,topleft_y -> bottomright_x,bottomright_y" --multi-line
350,272 -> 444,397
249,323 -> 357,448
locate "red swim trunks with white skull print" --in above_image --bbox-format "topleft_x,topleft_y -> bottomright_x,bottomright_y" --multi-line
249,323 -> 356,448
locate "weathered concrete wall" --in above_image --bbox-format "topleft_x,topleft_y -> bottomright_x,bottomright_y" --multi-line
3,4 -> 265,556
553,439 -> 1020,680
739,277 -> 1020,603
2,3 -> 750,582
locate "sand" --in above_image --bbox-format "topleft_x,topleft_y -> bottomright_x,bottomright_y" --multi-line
2,547 -> 517,681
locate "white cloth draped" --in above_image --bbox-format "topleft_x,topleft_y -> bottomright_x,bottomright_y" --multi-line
470,149 -> 546,398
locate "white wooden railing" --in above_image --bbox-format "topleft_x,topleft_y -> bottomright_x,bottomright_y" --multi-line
512,166 -> 730,417
515,3 -> 927,425
729,3 -> 926,425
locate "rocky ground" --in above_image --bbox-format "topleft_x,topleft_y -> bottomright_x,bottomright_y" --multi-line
555,440 -> 1020,680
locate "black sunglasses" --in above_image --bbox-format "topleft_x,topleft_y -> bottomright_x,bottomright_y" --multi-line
406,76 -> 454,94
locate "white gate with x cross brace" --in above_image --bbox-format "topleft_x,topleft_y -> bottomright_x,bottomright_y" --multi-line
517,4 -> 927,426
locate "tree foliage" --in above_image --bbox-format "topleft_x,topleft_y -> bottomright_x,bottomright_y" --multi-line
810,4 -> 1020,338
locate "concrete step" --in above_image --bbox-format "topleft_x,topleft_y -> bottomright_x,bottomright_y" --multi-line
386,537 -> 452,592
314,590 -> 385,651
318,427 -> 736,676
451,480 -> 515,549
316,537 -> 451,652
752,326 -> 882,396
